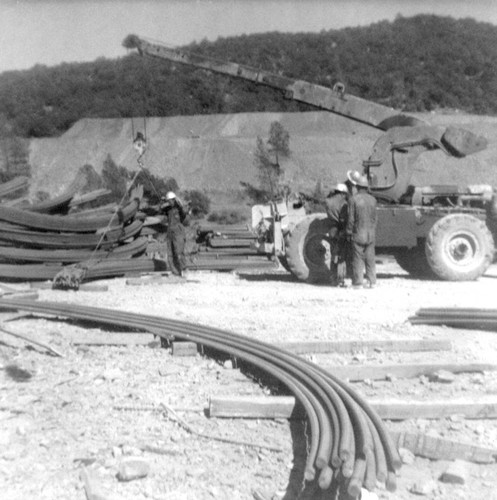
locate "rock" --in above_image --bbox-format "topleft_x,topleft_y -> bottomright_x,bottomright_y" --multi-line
399,447 -> 415,465
439,459 -> 468,485
429,370 -> 455,383
223,359 -> 234,369
416,418 -> 429,431
409,479 -> 438,495
352,354 -> 367,363
121,445 -> 142,456
103,368 -> 123,381
116,457 -> 150,482
474,425 -> 485,435
112,446 -> 122,458
359,489 -> 378,500
449,414 -> 463,422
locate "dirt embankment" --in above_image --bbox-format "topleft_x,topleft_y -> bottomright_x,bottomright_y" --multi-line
28,111 -> 497,199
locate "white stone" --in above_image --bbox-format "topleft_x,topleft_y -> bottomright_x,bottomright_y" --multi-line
116,457 -> 150,482
409,479 -> 438,495
399,447 -> 415,465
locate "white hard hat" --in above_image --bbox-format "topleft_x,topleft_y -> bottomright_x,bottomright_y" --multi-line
334,183 -> 348,194
165,191 -> 176,200
347,170 -> 369,188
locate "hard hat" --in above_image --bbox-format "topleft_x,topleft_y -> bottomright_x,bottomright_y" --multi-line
347,170 -> 369,188
165,191 -> 176,201
334,183 -> 348,194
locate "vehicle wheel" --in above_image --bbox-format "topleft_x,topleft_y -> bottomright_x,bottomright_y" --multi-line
285,214 -> 333,283
425,214 -> 495,281
394,245 -> 435,279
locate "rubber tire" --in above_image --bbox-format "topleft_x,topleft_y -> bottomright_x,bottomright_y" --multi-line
285,214 -> 333,283
425,214 -> 495,281
394,245 -> 435,279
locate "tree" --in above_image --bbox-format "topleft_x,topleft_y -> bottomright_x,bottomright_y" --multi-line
101,154 -> 130,202
244,121 -> 291,203
267,121 -> 290,166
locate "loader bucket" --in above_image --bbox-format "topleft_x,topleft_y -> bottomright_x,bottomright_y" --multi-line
441,127 -> 488,157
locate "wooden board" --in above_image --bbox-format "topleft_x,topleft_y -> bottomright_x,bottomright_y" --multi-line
371,397 -> 497,420
30,282 -> 108,292
172,341 -> 198,356
275,338 -> 452,355
209,396 -> 304,419
68,332 -> 158,346
390,431 -> 497,464
321,363 -> 497,381
209,395 -> 497,420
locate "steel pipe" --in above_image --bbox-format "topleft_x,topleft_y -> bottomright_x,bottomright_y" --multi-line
0,298 -> 399,494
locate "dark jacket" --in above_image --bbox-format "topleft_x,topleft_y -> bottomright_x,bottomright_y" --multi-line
163,200 -> 187,233
346,191 -> 377,245
325,194 -> 348,230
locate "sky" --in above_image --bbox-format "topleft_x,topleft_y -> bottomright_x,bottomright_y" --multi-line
1,0 -> 497,72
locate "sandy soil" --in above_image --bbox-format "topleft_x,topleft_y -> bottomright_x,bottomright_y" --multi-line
1,260 -> 497,500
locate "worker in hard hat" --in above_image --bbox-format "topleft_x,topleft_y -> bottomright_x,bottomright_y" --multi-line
160,191 -> 188,276
345,170 -> 377,288
325,183 -> 349,286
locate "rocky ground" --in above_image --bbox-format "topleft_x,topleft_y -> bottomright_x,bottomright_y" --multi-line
1,260 -> 497,500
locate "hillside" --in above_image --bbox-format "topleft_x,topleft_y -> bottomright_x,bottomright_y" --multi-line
28,111 -> 497,199
1,15 -> 497,140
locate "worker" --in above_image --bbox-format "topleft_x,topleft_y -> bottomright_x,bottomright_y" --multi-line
345,170 -> 377,288
160,191 -> 188,276
325,183 -> 349,286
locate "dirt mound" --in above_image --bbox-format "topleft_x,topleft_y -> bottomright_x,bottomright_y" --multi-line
28,111 -> 497,196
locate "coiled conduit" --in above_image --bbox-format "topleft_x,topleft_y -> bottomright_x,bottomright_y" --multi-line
0,298 -> 400,496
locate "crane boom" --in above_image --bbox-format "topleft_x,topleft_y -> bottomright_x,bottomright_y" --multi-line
123,34 -> 488,202
123,34 -> 423,131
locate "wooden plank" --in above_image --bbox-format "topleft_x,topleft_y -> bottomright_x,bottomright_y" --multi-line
372,397 -> 497,420
125,275 -> 186,286
209,396 -> 303,419
321,363 -> 497,381
68,332 -> 157,346
275,339 -> 452,355
390,431 -> 497,464
30,282 -> 108,292
209,395 -> 497,420
172,341 -> 198,357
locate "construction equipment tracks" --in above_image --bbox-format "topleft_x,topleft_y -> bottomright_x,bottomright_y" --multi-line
0,298 -> 400,496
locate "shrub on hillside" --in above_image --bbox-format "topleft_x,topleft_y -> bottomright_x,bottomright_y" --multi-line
132,169 -> 179,204
183,189 -> 211,219
101,154 -> 130,202
207,209 -> 247,225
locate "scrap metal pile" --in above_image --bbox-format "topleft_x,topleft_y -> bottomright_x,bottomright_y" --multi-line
189,223 -> 277,271
0,176 -> 164,286
0,176 -> 275,285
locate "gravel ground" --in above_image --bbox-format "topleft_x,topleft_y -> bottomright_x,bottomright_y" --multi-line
1,260 -> 497,500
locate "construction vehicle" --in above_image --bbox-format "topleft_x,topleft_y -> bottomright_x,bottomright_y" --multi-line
123,34 -> 497,282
